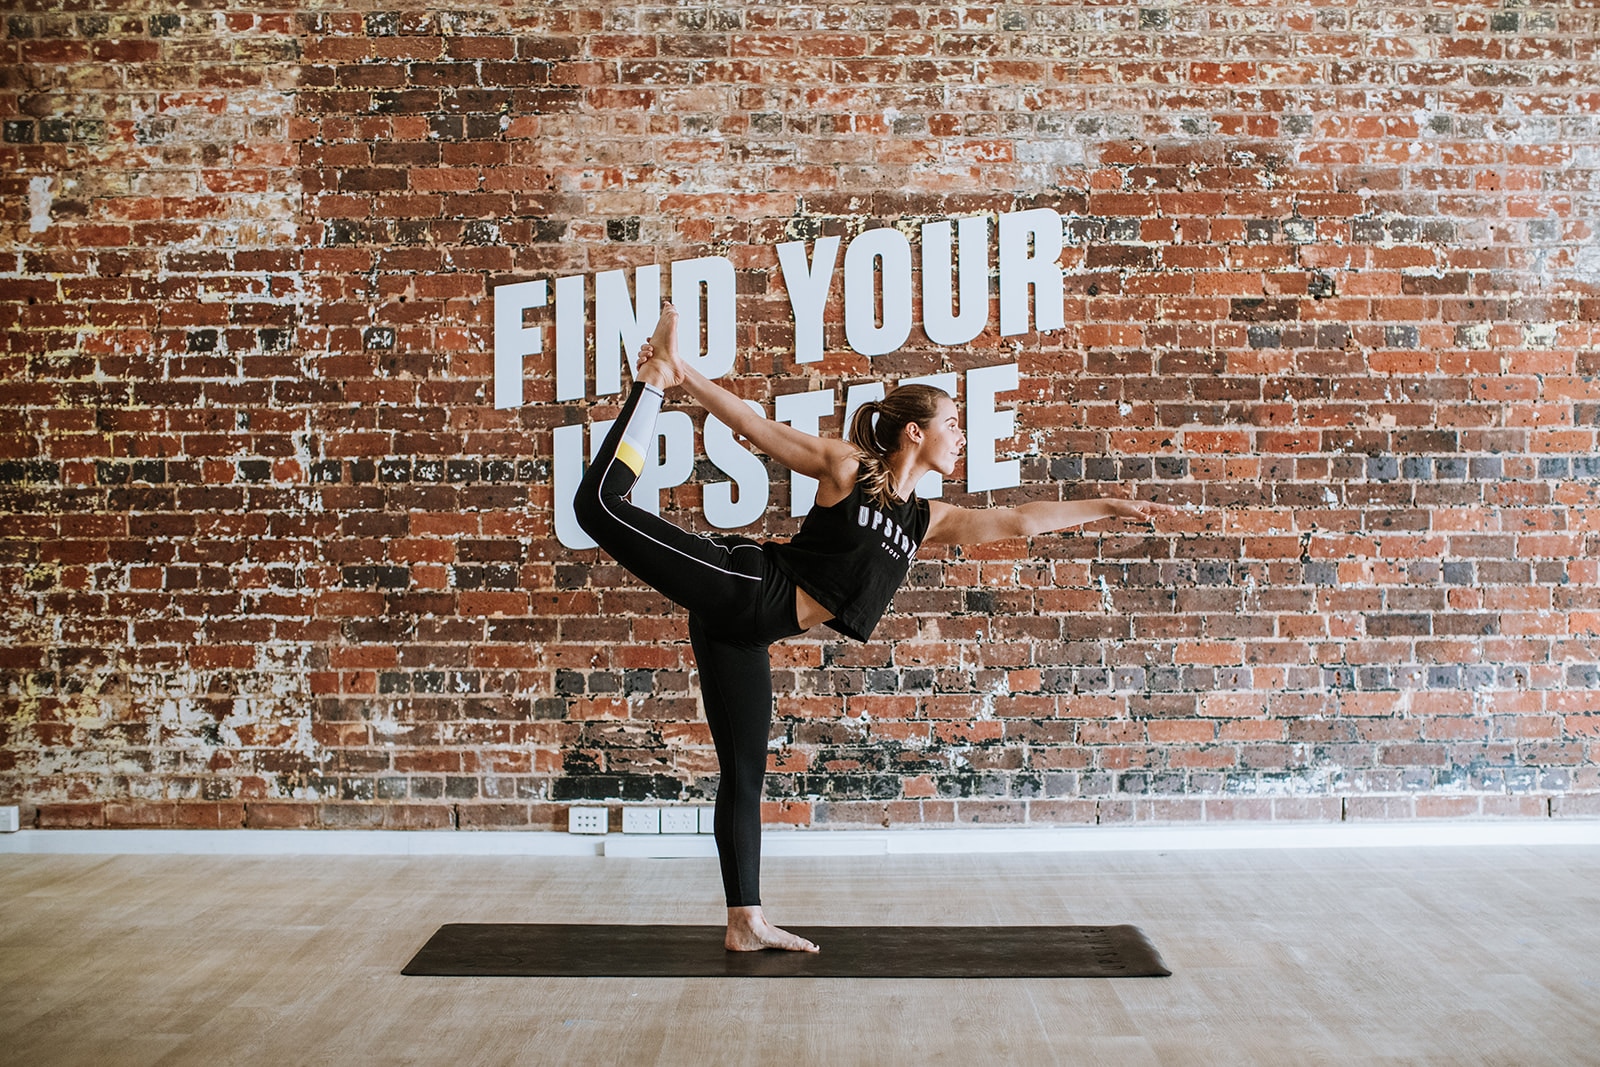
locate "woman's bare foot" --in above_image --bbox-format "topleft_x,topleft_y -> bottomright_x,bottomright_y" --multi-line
635,303 -> 685,390
725,906 -> 820,953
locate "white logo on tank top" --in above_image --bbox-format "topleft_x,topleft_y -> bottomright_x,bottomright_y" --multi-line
857,506 -> 919,561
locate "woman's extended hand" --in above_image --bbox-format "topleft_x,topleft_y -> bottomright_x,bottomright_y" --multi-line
1102,498 -> 1183,524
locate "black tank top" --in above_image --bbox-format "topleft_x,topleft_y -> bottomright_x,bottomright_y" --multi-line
767,479 -> 932,642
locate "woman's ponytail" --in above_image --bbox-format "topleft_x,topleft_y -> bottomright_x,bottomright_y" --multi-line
847,384 -> 950,508
849,400 -> 895,508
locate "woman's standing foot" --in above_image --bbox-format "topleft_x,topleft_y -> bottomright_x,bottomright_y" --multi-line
725,906 -> 820,953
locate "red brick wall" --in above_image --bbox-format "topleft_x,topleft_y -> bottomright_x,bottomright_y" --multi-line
3,2 -> 1598,831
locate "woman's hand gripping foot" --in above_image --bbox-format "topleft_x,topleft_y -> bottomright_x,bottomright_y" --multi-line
725,906 -> 820,953
634,302 -> 686,391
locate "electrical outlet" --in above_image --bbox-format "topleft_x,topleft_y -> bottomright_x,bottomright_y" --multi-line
698,806 -> 715,834
621,807 -> 661,834
567,806 -> 609,835
659,807 -> 699,835
0,806 -> 18,833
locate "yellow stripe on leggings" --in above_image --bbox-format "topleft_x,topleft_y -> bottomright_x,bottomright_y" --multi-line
615,440 -> 645,475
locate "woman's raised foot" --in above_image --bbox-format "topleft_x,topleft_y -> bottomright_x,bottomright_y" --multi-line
650,302 -> 680,358
636,303 -> 686,389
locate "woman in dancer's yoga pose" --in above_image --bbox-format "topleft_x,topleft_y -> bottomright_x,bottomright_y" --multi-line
575,304 -> 1169,953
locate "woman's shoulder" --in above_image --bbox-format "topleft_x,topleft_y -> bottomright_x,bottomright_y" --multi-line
812,454 -> 863,509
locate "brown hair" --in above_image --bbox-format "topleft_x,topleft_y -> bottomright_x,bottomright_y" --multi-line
847,383 -> 951,508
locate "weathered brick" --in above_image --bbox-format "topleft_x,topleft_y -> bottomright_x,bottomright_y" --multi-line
0,1 -> 1592,839
244,802 -> 317,829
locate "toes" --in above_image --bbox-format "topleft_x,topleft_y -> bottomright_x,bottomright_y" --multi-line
763,929 -> 818,953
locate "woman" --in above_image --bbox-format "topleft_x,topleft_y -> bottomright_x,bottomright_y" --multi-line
574,304 -> 1168,953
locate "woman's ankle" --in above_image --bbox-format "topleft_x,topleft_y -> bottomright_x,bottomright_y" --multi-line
637,360 -> 673,391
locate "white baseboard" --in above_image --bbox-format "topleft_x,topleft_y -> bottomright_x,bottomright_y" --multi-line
604,834 -> 718,858
1,820 -> 1598,858
0,829 -> 603,857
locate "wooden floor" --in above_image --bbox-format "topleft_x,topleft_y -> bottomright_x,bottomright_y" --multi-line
2,845 -> 1597,1066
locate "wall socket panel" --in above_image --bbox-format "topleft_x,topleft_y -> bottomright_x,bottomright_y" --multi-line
659,807 -> 699,835
567,806 -> 609,835
0,806 -> 18,833
613,806 -> 714,835
621,807 -> 661,834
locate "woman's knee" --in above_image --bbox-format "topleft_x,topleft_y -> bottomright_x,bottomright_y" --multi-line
572,471 -> 613,541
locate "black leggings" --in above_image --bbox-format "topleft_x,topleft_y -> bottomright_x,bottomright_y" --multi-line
573,382 -> 804,907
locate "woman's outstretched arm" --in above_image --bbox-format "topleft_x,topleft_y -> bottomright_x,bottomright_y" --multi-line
637,303 -> 859,493
679,362 -> 859,487
924,496 -> 1171,545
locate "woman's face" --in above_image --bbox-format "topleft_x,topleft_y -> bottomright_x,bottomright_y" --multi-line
916,396 -> 965,476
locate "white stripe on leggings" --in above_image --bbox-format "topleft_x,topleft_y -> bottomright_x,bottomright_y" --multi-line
596,453 -> 763,581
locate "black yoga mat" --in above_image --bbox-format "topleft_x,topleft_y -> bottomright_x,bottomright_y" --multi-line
402,923 -> 1170,978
